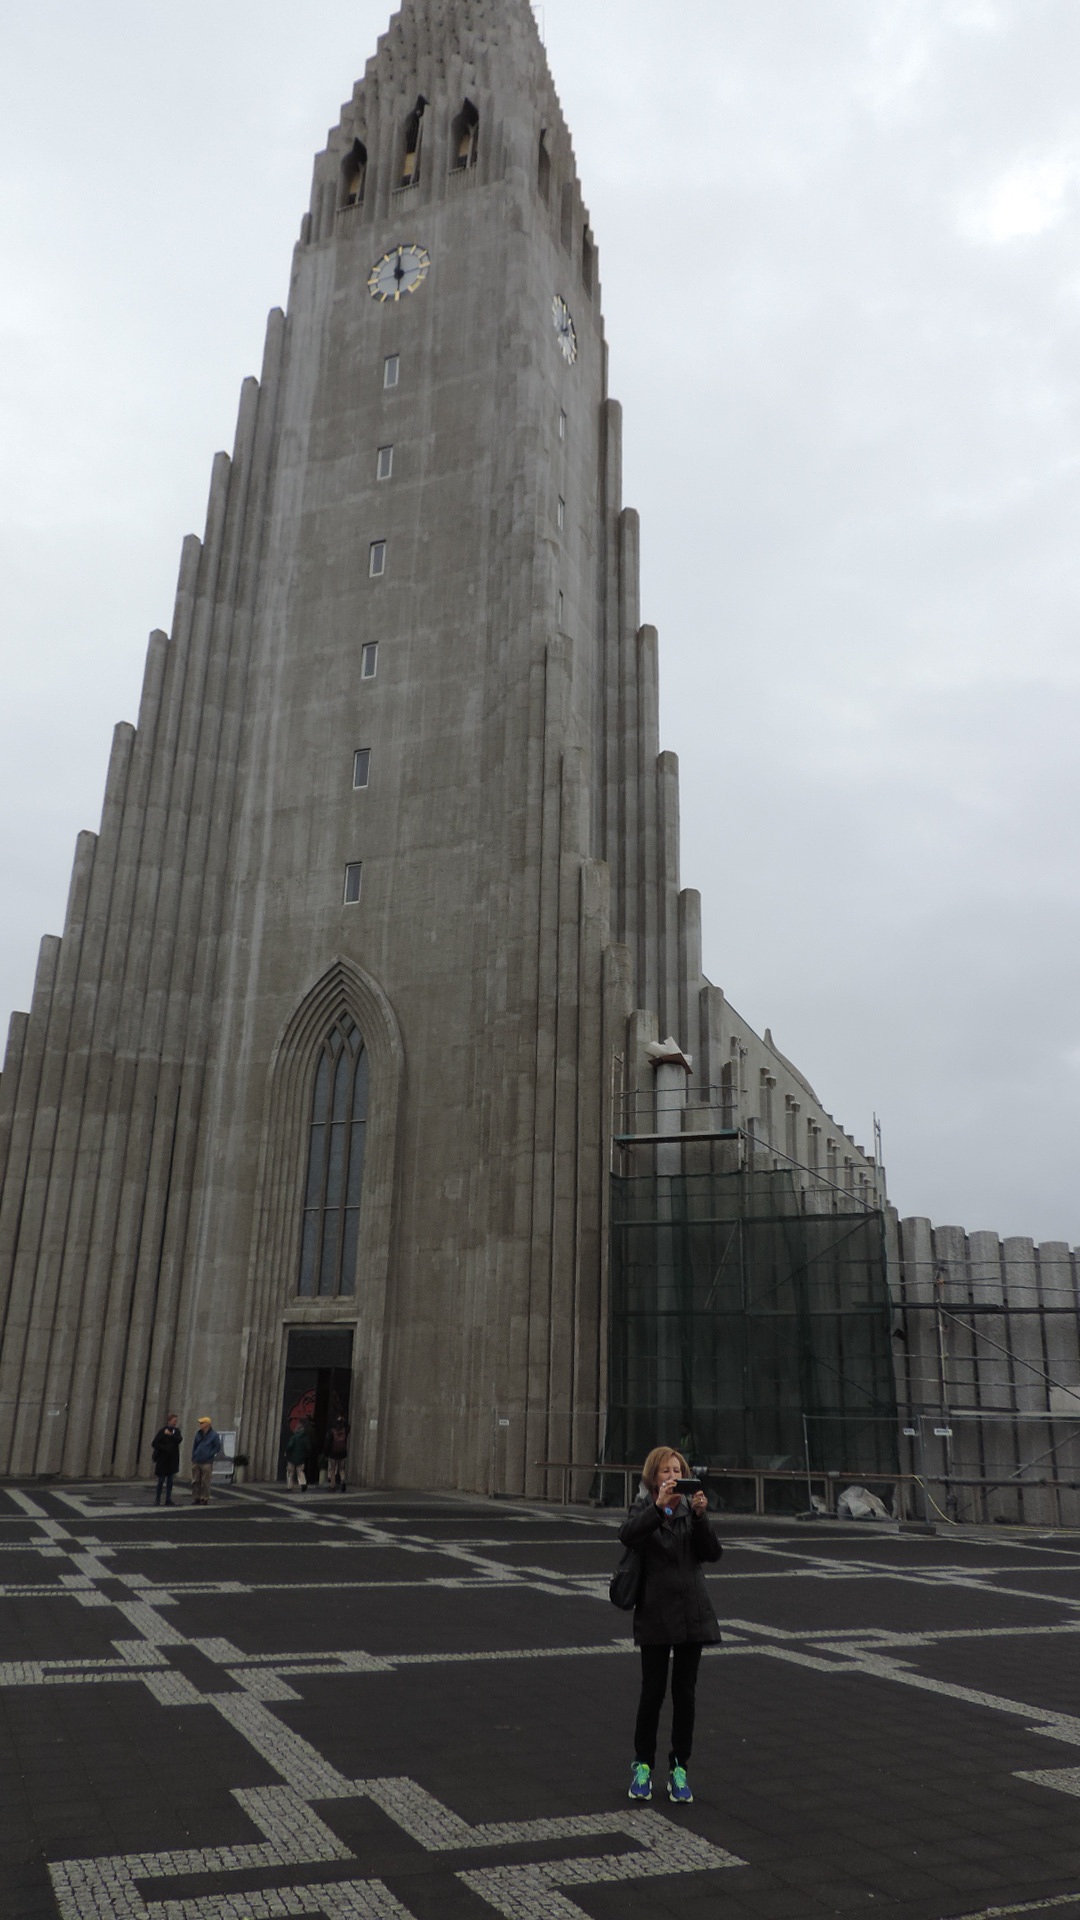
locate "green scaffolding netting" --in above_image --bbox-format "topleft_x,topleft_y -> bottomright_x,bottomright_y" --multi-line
606,1166 -> 898,1502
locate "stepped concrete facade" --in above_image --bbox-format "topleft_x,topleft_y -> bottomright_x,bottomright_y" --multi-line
1,0 -> 895,1490
894,1220 -> 1080,1525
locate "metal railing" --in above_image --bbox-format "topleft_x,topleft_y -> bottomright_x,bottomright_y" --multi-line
534,1460 -> 919,1518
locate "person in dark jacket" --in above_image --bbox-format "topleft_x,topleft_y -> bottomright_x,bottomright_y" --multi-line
150,1415 -> 182,1507
191,1416 -> 223,1504
285,1418 -> 314,1491
619,1445 -> 722,1806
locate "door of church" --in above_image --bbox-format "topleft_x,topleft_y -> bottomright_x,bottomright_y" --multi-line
278,1328 -> 354,1482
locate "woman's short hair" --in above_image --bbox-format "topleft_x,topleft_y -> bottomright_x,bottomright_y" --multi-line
641,1445 -> 689,1493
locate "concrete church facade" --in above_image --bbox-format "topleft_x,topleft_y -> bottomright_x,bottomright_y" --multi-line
0,0 -> 901,1491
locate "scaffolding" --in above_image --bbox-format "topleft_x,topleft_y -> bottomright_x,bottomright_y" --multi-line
606,1142 -> 898,1510
893,1235 -> 1080,1527
594,1081 -> 1080,1528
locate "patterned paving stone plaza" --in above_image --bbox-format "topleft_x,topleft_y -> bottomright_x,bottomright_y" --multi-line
3,1484 -> 1080,1919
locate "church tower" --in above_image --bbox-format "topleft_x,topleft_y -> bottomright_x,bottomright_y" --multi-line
0,0 -> 882,1490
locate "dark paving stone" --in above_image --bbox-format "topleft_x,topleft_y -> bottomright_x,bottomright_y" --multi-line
905,1633 -> 1080,1717
165,1579 -> 624,1655
0,1550 -> 68,1582
0,1594 -> 133,1661
720,1573 -> 1070,1635
112,1542 -> 448,1586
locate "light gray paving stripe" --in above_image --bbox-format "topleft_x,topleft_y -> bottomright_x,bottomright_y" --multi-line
197,1638 -> 395,1672
846,1651 -> 1080,1747
386,1536 -> 613,1548
115,1639 -> 171,1666
226,1495 -> 630,1596
150,1882 -> 411,1919
0,1584 -> 95,1598
714,1562 -> 1080,1582
721,1616 -> 1080,1653
208,1691 -> 354,1795
51,1784 -> 354,1912
48,1802 -> 401,1920
0,1645 -> 170,1685
458,1812 -> 743,1919
812,1623 -> 1080,1652
1016,1767 -> 1080,1799
115,1598 -> 185,1640
6,1488 -> 51,1517
945,1896 -> 1080,1918
389,1641 -> 633,1667
198,1640 -> 630,1674
363,1781 -> 745,1919
213,1642 -> 639,1692
111,1582 -> 249,1598
745,1644 -> 860,1675
0,1666 -> 138,1688
46,1771 -> 741,1919
130,1577 -> 524,1596
0,1640 -> 637,1690
12,1613 -> 1080,1695
142,1671 -> 206,1706
226,1669 -> 302,1702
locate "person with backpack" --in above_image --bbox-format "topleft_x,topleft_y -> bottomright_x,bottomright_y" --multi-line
325,1418 -> 350,1490
618,1446 -> 722,1807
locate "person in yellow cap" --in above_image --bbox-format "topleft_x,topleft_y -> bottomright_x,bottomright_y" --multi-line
190,1416 -> 223,1505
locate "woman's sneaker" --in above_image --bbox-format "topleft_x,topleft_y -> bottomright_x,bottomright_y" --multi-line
628,1762 -> 652,1802
667,1765 -> 693,1804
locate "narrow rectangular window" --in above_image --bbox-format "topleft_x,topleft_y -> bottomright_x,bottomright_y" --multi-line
377,445 -> 394,480
383,355 -> 400,389
557,496 -> 565,531
352,748 -> 371,790
343,862 -> 363,905
559,410 -> 567,440
361,642 -> 378,679
369,540 -> 386,577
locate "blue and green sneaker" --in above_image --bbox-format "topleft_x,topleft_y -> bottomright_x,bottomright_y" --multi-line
628,1761 -> 652,1802
667,1764 -> 693,1804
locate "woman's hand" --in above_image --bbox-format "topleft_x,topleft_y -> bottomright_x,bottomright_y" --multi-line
655,1468 -> 679,1508
691,1489 -> 709,1514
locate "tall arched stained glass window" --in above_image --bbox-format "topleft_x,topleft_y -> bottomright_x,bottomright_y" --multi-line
298,1019 -> 369,1297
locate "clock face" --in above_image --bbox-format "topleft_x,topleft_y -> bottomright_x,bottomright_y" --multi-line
368,244 -> 431,303
552,294 -> 577,364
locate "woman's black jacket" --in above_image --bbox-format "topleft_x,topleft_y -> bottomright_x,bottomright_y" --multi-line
619,1491 -> 722,1647
151,1427 -> 182,1475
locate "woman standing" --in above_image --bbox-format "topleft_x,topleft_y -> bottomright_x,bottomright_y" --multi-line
150,1414 -> 182,1507
620,1446 -> 722,1805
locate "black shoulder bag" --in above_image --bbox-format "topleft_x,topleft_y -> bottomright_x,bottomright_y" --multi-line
609,1541 -> 645,1611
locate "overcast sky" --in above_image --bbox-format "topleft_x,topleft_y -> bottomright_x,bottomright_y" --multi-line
1,1 -> 1077,1244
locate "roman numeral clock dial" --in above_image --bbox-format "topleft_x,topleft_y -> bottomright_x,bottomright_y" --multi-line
368,243 -> 432,302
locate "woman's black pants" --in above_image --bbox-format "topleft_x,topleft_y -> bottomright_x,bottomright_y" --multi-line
633,1642 -> 704,1770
